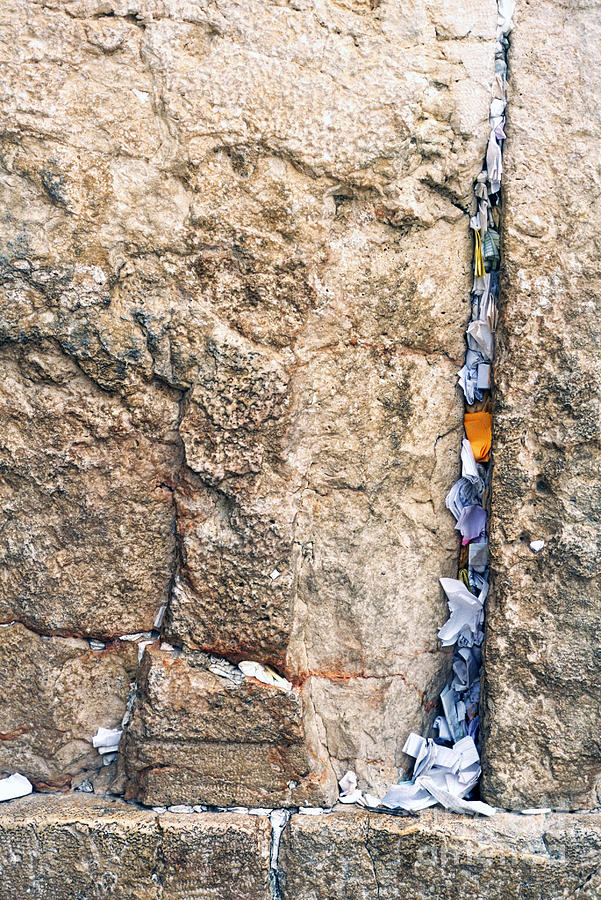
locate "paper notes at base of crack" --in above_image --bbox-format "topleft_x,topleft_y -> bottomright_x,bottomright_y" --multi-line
381,734 -> 495,817
92,727 -> 122,759
338,771 -> 379,808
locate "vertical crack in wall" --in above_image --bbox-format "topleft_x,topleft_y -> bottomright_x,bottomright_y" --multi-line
268,809 -> 291,900
399,0 -> 513,805
338,0 -> 513,813
151,385 -> 190,641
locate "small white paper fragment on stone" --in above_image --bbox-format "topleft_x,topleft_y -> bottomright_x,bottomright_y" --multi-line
208,655 -> 244,685
438,578 -> 483,648
238,661 -> 292,691
137,640 -> 154,661
92,727 -> 122,752
530,540 -> 545,552
520,808 -> 552,815
89,640 -> 105,651
154,602 -> 168,629
461,439 -> 479,483
339,771 -> 357,794
338,770 -> 363,805
477,363 -> 491,390
0,773 -> 33,802
269,568 -> 281,580
418,776 -> 496,817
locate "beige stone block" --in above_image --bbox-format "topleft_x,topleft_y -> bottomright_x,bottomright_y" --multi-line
0,795 -> 271,900
0,0 -> 496,794
481,0 -> 601,809
279,809 -> 601,899
123,645 -> 338,806
0,343 -> 179,638
0,623 -> 138,789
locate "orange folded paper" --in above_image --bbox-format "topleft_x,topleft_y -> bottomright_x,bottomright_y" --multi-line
464,411 -> 492,463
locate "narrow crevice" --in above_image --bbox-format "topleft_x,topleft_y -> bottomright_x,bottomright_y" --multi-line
335,0 -> 512,815
269,809 -> 291,900
365,816 -> 382,900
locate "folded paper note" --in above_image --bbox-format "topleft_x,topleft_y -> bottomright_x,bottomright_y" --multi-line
0,773 -> 33,803
238,661 -> 292,691
464,411 -> 492,462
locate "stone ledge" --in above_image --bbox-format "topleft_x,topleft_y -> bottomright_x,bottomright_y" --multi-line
279,809 -> 601,899
0,794 -> 271,900
2,797 -> 601,899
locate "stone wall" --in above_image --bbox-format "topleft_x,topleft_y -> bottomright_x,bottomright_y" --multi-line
3,797 -> 601,900
481,0 -> 601,810
0,0 -> 496,804
2,0 -> 601,896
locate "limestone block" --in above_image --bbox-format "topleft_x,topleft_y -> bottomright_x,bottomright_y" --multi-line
159,811 -> 271,900
279,810 -> 601,899
123,644 -> 338,806
0,0 -> 496,793
0,623 -> 138,789
0,343 -> 179,638
0,795 -> 271,900
481,0 -> 601,809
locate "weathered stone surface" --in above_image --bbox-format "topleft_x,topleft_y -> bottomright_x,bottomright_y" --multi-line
481,0 -> 601,809
0,0 -> 497,795
123,644 -> 337,806
0,342 -> 180,638
158,811 -> 271,900
279,809 -> 601,899
0,794 -> 271,900
0,622 -> 137,789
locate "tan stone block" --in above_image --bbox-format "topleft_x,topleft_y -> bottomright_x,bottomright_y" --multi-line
279,810 -> 601,899
481,0 -> 601,809
0,0 -> 496,794
0,343 -> 179,638
0,795 -> 271,900
0,623 -> 138,789
0,795 -> 159,900
157,812 -> 271,900
123,645 -> 337,807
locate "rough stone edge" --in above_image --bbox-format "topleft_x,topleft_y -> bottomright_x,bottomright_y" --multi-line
3,796 -> 601,898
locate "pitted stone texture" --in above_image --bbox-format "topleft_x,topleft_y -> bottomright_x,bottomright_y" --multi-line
0,794 -> 271,900
0,0 -> 496,794
158,811 -> 271,900
0,623 -> 137,789
481,0 -> 601,809
0,342 -> 179,638
279,810 -> 601,900
123,645 -> 337,807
